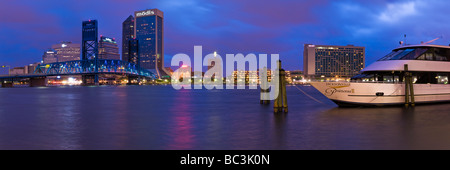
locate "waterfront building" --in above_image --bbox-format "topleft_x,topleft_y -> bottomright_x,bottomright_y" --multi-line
51,42 -> 80,62
206,52 -> 218,79
290,70 -> 304,83
122,15 -> 135,62
9,67 -> 25,75
25,63 -> 40,74
303,44 -> 365,81
8,62 -> 40,75
99,36 -> 120,60
231,69 -> 291,84
42,49 -> 58,64
134,8 -> 169,78
164,67 -> 174,75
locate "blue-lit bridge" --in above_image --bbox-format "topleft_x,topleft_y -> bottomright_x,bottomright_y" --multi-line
0,59 -> 156,87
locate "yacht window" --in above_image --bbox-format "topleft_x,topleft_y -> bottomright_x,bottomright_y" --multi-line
378,50 -> 403,61
384,76 -> 393,82
390,48 -> 414,60
401,48 -> 428,60
416,48 -> 450,61
417,51 -> 433,60
434,48 -> 449,61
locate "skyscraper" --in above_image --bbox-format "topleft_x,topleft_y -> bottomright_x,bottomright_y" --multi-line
304,44 -> 365,81
42,49 -> 58,64
122,15 -> 134,62
134,9 -> 168,78
128,39 -> 140,84
99,36 -> 120,60
51,42 -> 80,62
128,39 -> 139,66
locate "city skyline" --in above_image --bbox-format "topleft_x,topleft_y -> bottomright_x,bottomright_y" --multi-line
2,0 -> 450,74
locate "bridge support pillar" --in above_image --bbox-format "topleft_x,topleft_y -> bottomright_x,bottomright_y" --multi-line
1,81 -> 13,88
29,77 -> 47,87
82,75 -> 99,86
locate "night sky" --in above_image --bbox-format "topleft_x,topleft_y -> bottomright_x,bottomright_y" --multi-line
1,0 -> 450,74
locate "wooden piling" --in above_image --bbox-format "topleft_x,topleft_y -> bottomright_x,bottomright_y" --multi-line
260,67 -> 270,105
274,60 -> 288,113
404,64 -> 415,107
409,72 -> 415,107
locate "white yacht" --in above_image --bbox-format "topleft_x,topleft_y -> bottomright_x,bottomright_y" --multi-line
310,44 -> 450,106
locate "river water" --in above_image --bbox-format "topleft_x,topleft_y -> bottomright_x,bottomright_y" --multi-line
0,85 -> 450,150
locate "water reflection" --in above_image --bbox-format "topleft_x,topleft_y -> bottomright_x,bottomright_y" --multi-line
168,89 -> 194,150
313,104 -> 450,149
0,86 -> 450,149
273,113 -> 287,149
110,87 -> 130,149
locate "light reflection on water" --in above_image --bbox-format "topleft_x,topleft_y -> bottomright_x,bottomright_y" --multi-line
0,85 -> 450,149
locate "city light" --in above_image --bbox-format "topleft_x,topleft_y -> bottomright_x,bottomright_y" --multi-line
61,77 -> 82,85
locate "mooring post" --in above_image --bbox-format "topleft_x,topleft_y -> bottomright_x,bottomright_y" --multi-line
404,64 -> 415,107
274,60 -> 288,113
274,76 -> 281,113
281,68 -> 288,113
409,70 -> 415,107
260,67 -> 270,105
404,64 -> 409,107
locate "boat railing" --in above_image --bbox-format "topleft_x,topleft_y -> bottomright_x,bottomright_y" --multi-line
313,80 -> 405,84
350,80 -> 404,84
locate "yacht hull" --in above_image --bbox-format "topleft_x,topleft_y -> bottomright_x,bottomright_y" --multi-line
310,82 -> 450,106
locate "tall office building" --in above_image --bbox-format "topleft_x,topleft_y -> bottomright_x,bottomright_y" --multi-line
51,42 -> 80,62
128,39 -> 139,66
42,49 -> 58,64
99,36 -> 120,60
304,44 -> 365,80
134,8 -> 168,78
122,15 -> 135,62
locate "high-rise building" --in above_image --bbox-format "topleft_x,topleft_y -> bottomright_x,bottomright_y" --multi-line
42,49 -> 58,64
303,44 -> 365,81
51,42 -> 80,62
122,15 -> 135,62
128,39 -> 139,66
134,8 -> 168,78
99,36 -> 120,60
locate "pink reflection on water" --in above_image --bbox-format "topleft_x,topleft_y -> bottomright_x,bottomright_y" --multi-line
111,87 -> 130,149
167,90 -> 194,149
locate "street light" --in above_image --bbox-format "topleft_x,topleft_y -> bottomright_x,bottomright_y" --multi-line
1,65 -> 10,75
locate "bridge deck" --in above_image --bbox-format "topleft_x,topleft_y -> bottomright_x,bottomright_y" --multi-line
1,59 -> 155,80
